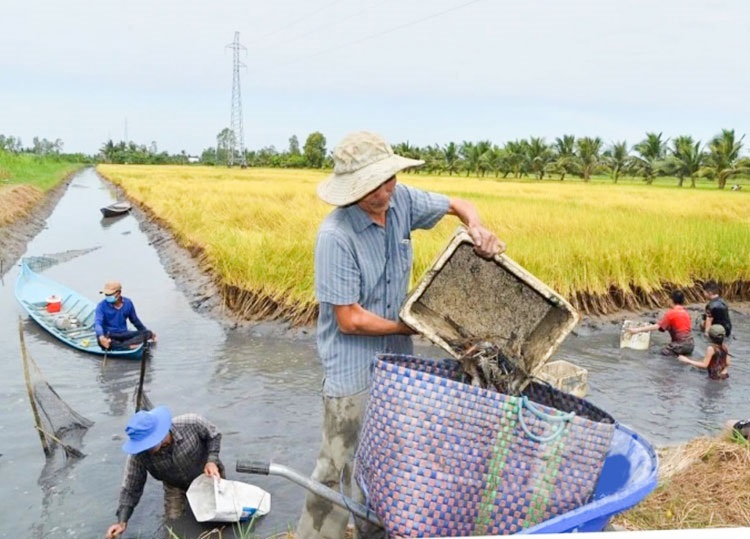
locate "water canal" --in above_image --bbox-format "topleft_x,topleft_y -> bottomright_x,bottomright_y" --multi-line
0,168 -> 748,538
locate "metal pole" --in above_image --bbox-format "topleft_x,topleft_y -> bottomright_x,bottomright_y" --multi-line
236,460 -> 382,527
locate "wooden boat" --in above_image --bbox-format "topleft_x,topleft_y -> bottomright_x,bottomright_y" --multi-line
100,201 -> 132,218
15,260 -> 144,360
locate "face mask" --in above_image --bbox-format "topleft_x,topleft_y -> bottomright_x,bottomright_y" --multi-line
105,295 -> 117,303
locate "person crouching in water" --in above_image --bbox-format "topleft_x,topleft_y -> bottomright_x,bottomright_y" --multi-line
625,290 -> 695,356
677,324 -> 730,380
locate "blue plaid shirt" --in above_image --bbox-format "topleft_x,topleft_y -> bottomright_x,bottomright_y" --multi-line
315,183 -> 449,397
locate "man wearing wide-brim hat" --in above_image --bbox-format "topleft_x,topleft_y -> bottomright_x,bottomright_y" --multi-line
104,406 -> 224,539
297,131 -> 505,539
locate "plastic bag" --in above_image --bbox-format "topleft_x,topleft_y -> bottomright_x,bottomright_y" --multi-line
186,474 -> 271,523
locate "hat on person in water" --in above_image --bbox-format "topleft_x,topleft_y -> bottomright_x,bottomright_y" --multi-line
708,324 -> 726,341
101,280 -> 122,295
316,131 -> 425,206
122,405 -> 172,454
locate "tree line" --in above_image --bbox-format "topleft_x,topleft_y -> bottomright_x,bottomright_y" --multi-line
3,128 -> 749,188
392,129 -> 750,189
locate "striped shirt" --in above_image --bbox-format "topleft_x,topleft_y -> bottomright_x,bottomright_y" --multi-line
315,183 -> 449,397
115,414 -> 221,523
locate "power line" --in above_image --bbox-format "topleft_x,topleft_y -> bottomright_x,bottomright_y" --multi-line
255,0 -> 396,51
251,0 -> 347,42
275,0 -> 486,67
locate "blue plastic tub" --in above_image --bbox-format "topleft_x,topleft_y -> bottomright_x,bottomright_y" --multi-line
518,422 -> 658,534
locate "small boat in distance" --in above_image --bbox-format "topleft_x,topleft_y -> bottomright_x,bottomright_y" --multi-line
15,260 -> 144,360
100,201 -> 132,218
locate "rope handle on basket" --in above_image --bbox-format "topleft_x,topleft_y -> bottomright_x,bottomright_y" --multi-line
517,395 -> 576,443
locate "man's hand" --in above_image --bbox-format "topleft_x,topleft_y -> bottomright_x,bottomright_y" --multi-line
105,522 -> 127,539
98,335 -> 112,349
204,461 -> 220,478
468,225 -> 505,259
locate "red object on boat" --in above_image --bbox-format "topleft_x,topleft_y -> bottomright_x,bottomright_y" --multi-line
46,295 -> 61,313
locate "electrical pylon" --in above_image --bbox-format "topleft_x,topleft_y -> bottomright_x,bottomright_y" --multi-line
226,31 -> 247,167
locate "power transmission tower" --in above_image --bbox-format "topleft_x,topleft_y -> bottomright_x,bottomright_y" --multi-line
226,31 -> 247,167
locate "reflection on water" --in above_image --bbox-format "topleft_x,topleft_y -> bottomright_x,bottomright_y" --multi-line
0,168 -> 748,537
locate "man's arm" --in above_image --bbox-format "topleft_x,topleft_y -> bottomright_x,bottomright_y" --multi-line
108,456 -> 148,534
625,323 -> 659,335
125,300 -> 147,332
333,303 -> 414,336
94,302 -> 106,337
447,198 -> 505,257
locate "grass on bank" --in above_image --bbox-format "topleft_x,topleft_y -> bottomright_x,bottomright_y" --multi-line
0,151 -> 82,226
97,165 -> 750,324
613,433 -> 750,530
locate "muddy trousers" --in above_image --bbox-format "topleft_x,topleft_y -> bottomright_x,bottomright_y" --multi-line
295,390 -> 384,539
163,484 -> 188,520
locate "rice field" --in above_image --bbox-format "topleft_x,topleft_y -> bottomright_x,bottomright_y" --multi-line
97,165 -> 750,324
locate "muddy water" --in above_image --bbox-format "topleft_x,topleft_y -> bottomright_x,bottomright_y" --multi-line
0,168 -> 748,538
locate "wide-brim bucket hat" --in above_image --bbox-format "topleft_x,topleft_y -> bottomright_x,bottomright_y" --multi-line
122,405 -> 172,454
317,131 -> 424,206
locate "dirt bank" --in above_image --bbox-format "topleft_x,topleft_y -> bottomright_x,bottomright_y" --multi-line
0,177 -> 72,278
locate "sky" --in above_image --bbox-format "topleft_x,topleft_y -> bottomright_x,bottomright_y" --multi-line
2,0 -> 749,156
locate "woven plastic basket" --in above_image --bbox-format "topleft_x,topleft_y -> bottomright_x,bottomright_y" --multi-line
355,355 -> 616,537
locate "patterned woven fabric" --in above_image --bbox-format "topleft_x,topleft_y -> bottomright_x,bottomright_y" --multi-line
355,355 -> 616,537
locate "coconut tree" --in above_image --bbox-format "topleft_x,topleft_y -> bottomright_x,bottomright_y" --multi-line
574,137 -> 604,182
663,136 -> 705,188
550,134 -> 577,180
527,137 -> 554,180
603,141 -> 630,183
632,132 -> 668,184
704,129 -> 747,189
442,142 -> 459,176
504,139 -> 529,178
486,145 -> 510,178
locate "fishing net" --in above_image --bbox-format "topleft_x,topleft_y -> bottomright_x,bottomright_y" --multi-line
19,318 -> 93,459
23,248 -> 100,273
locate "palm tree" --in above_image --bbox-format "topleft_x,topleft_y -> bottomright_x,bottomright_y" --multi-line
666,136 -> 704,188
551,135 -> 576,180
603,141 -> 629,183
575,137 -> 604,182
504,140 -> 529,178
486,145 -> 510,178
704,129 -> 747,189
442,142 -> 459,176
527,137 -> 553,180
632,132 -> 668,184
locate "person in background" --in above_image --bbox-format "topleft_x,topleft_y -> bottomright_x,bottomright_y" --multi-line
95,280 -> 156,350
698,280 -> 732,338
104,406 -> 224,539
295,131 -> 505,539
625,290 -> 694,356
677,324 -> 730,380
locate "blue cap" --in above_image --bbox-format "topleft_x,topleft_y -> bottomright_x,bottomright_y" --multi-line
122,406 -> 172,454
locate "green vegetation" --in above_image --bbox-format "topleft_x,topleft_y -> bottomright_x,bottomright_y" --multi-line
98,165 -> 750,324
0,150 -> 83,226
0,150 -> 82,192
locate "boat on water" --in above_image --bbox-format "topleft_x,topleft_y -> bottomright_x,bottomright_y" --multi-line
100,201 -> 132,218
15,260 -> 144,360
